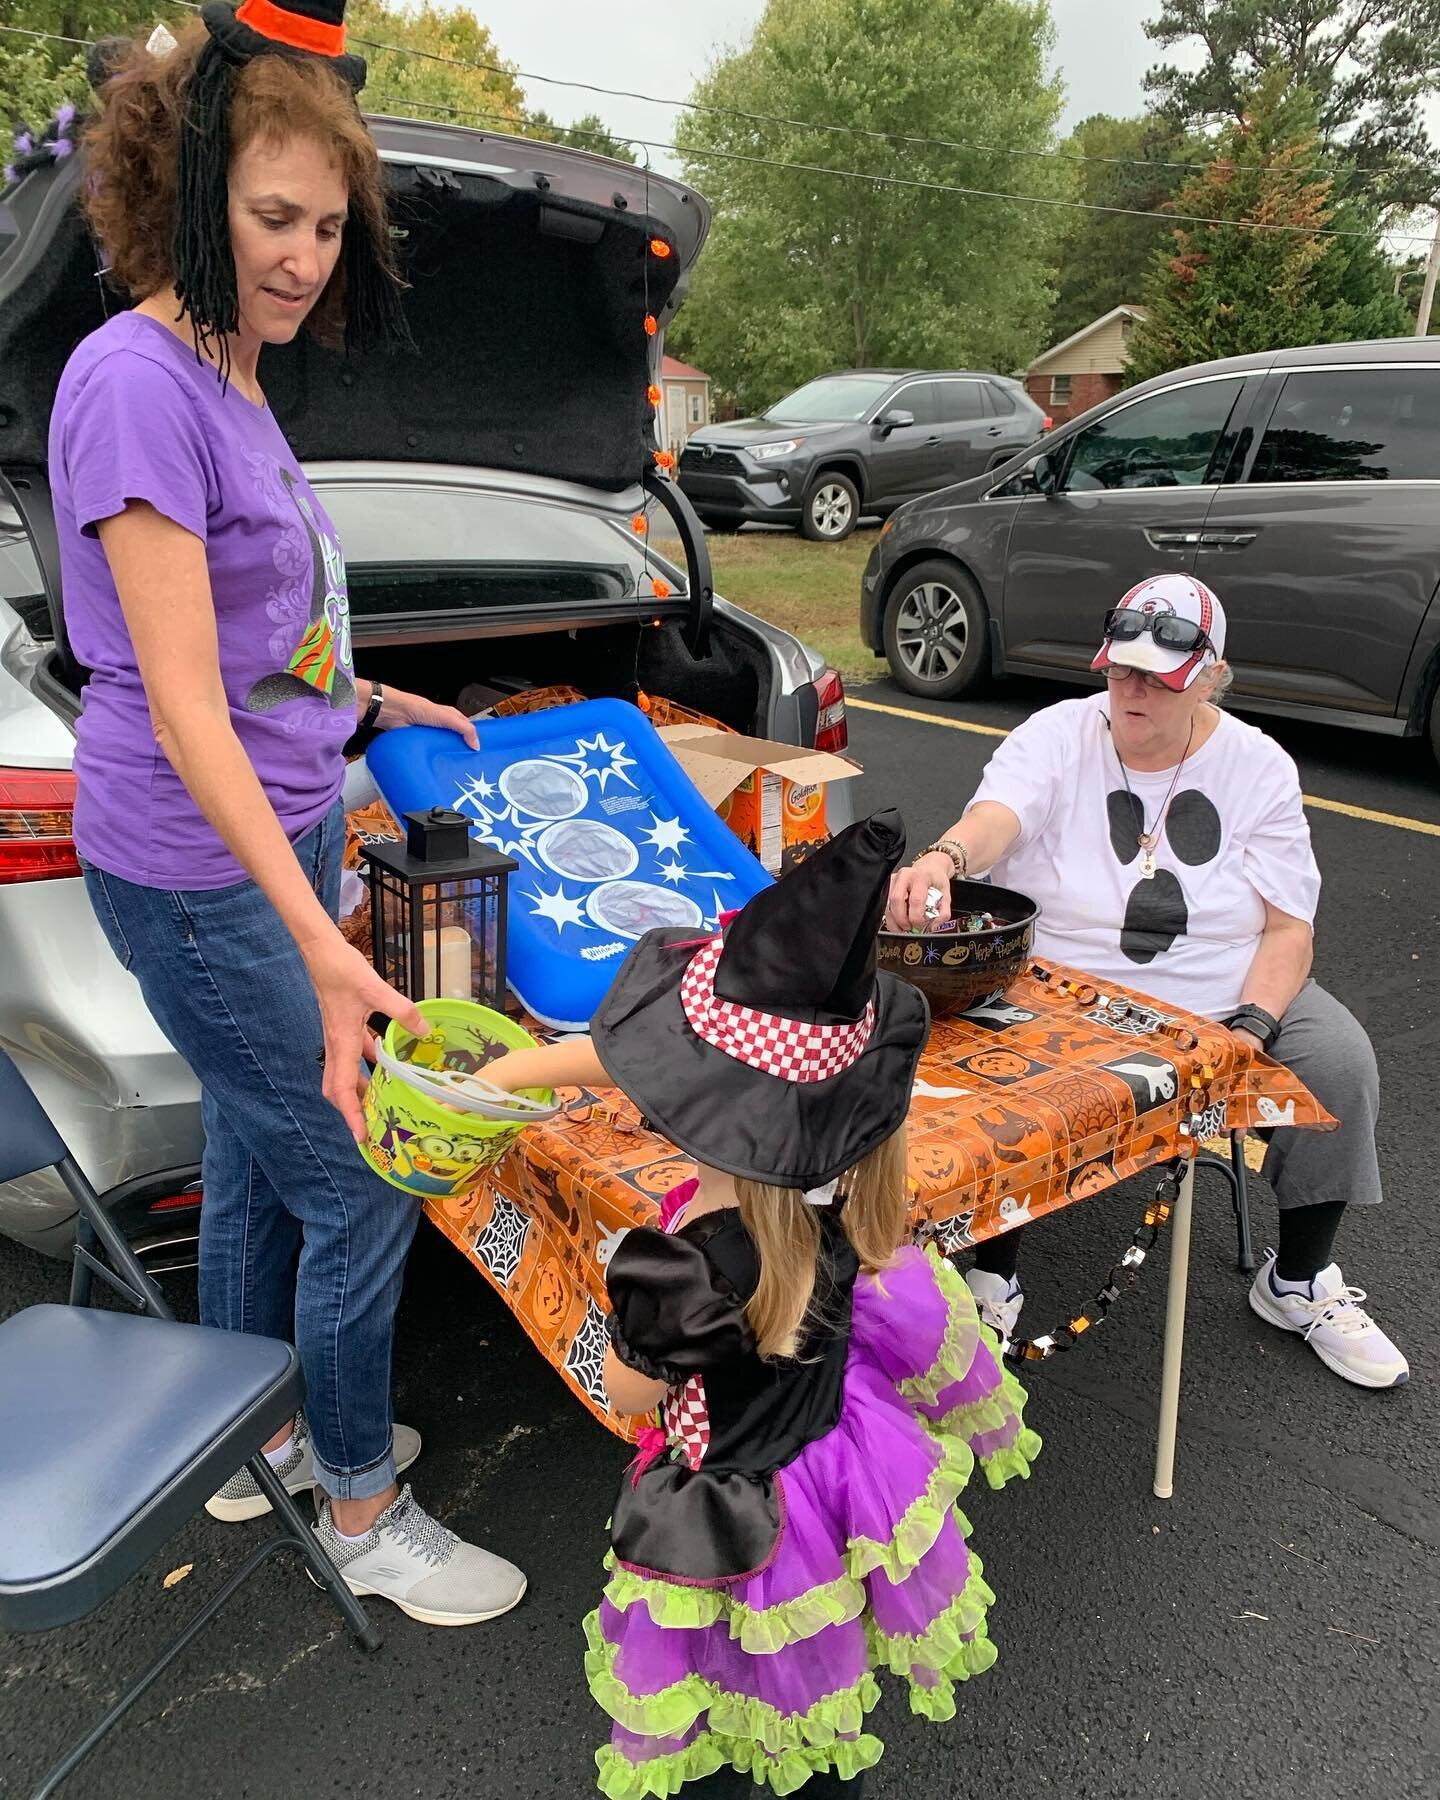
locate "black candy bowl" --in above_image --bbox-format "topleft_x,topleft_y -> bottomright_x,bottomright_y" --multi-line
877,878 -> 1040,1020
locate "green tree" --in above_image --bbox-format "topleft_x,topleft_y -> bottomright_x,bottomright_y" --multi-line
1144,1 -> 1440,208
1046,112 -> 1205,345
667,0 -> 1071,414
526,109 -> 637,162
1127,66 -> 1410,382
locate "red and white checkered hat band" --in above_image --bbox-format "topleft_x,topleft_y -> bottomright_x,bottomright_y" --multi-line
679,937 -> 875,1084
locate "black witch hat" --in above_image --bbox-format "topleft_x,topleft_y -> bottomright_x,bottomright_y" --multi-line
591,810 -> 930,1191
160,2 -> 408,361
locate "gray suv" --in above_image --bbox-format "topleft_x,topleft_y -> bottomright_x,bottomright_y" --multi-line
678,369 -> 1047,542
0,119 -> 853,1260
861,338 -> 1440,755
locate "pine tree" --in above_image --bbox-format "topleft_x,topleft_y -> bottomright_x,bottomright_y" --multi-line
1126,66 -> 1410,383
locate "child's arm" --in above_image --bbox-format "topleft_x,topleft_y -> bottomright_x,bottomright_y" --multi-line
603,1344 -> 668,1416
486,1036 -> 610,1094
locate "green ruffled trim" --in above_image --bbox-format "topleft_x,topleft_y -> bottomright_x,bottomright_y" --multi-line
897,1246 -> 982,1408
597,1731 -> 884,1799
925,1356 -> 1043,1491
845,1433 -> 974,1584
865,1559 -> 998,1679
976,1425 -> 1044,1491
586,1613 -> 883,1753
601,1554 -> 868,1655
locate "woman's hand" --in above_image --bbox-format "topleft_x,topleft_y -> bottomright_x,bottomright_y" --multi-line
303,934 -> 426,1141
375,685 -> 480,750
885,851 -> 955,931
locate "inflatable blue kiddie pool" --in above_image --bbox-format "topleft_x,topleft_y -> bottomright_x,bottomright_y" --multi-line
365,698 -> 773,1031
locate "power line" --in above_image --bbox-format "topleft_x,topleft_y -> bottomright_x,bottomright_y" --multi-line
58,2 -> 1430,188
5,19 -> 1436,246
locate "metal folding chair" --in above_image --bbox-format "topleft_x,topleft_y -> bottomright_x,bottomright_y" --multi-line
1194,1129 -> 1256,1273
0,1048 -> 381,1799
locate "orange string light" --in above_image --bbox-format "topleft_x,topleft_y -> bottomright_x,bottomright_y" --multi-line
631,513 -> 648,535
651,577 -> 672,599
643,314 -> 658,336
646,383 -> 662,407
649,237 -> 673,259
653,448 -> 676,473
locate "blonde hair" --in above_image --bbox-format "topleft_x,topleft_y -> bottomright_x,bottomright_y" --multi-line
735,1126 -> 910,1361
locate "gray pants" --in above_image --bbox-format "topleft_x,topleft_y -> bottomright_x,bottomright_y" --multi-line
1260,980 -> 1382,1210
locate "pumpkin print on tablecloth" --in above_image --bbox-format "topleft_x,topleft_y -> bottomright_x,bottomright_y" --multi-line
908,1138 -> 960,1188
629,1157 -> 697,1200
528,1257 -> 571,1335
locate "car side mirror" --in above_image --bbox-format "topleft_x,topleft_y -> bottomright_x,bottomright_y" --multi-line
877,409 -> 915,435
1030,452 -> 1059,494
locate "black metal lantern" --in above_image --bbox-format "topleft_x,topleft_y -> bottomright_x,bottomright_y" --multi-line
361,807 -> 516,1010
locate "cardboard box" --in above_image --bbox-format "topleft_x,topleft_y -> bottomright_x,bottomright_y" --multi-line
659,726 -> 861,877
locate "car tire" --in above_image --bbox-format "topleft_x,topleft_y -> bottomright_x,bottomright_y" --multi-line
801,472 -> 860,542
882,559 -> 989,700
1429,680 -> 1440,768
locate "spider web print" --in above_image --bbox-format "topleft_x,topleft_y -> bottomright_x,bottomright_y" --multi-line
932,1209 -> 976,1255
470,1192 -> 531,1288
564,1298 -> 612,1408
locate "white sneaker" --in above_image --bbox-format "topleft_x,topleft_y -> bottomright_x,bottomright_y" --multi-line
206,1414 -> 422,1522
313,1485 -> 527,1626
1248,1252 -> 1409,1389
965,1267 -> 1025,1350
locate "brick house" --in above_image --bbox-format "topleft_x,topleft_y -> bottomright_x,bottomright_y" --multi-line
1024,305 -> 1146,427
659,354 -> 712,451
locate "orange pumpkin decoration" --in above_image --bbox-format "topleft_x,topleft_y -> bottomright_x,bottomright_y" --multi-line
530,1258 -> 570,1333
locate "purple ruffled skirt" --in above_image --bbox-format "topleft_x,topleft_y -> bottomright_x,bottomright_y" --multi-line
585,1247 -> 1041,1796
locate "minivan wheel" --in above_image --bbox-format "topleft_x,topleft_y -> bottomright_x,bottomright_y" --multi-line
801,472 -> 859,542
883,559 -> 989,699
1429,683 -> 1440,768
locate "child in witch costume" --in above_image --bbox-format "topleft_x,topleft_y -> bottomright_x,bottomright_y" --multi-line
487,811 -> 1041,1795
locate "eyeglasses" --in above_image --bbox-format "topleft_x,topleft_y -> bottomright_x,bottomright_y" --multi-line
1102,607 -> 1212,655
1103,666 -> 1171,691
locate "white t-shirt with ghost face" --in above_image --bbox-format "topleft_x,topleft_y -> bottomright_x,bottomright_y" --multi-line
967,693 -> 1320,1021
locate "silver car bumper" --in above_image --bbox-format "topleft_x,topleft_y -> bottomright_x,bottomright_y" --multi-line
0,874 -> 202,1254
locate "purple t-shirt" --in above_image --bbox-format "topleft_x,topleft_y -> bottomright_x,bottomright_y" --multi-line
50,311 -> 357,889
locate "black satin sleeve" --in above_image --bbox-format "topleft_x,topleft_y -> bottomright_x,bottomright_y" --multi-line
604,1225 -> 753,1385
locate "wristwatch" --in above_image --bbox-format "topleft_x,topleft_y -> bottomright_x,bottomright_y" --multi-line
1225,1004 -> 1281,1051
360,681 -> 386,732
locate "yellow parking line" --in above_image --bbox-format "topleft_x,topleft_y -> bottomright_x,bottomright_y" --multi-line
847,696 -> 1440,838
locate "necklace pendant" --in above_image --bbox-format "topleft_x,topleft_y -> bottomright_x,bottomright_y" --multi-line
1139,845 -> 1157,880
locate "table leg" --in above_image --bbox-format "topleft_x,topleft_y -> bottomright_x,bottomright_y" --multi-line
1153,1157 -> 1196,1500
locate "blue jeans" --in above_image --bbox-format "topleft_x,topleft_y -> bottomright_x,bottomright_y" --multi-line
82,802 -> 419,1499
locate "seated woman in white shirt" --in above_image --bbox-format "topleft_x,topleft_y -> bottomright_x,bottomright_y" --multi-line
886,574 -> 1407,1390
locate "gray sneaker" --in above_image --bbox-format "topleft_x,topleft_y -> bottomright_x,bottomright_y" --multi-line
313,1485 -> 527,1626
206,1414 -> 421,1523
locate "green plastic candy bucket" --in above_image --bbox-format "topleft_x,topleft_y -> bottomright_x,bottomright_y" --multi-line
360,999 -> 555,1201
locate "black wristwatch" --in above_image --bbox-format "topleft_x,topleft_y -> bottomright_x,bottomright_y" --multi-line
1226,1004 -> 1281,1051
360,681 -> 385,732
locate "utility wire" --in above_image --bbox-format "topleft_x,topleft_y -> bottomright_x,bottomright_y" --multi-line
5,19 -> 1436,246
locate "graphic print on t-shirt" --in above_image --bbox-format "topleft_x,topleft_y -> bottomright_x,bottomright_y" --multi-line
245,464 -> 356,716
1106,783 -> 1223,964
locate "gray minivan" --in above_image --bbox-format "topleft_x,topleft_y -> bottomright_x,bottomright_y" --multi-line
861,339 -> 1440,754
0,118 -> 852,1259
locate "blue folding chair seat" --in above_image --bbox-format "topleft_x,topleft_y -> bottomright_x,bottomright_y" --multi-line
0,1046 -> 380,1799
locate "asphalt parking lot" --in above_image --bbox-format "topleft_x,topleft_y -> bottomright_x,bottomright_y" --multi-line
2,673 -> 1437,1800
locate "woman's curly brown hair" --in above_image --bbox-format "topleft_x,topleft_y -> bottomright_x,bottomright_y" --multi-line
82,18 -> 398,349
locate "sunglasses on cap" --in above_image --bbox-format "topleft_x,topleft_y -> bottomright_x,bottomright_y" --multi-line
1102,607 -> 1213,655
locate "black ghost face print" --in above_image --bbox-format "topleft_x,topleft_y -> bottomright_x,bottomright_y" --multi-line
1108,786 -> 1223,964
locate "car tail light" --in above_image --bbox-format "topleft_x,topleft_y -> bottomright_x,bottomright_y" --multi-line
0,768 -> 81,884
149,1189 -> 203,1214
1042,415 -> 1054,432
812,667 -> 849,754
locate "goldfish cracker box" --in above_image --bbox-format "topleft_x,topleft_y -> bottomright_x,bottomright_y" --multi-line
657,725 -> 861,877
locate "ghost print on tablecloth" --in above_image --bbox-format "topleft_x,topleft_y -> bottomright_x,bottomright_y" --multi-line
1107,786 -> 1223,964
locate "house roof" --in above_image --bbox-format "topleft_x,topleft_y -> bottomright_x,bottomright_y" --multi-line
1027,305 -> 1146,375
661,354 -> 710,381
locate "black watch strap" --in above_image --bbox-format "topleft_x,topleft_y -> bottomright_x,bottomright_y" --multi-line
361,681 -> 385,731
1227,1004 -> 1281,1050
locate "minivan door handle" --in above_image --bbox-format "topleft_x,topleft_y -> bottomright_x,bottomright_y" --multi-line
1146,529 -> 1204,549
1199,529 -> 1256,547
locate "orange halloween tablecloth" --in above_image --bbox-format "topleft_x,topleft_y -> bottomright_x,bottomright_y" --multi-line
423,960 -> 1334,1438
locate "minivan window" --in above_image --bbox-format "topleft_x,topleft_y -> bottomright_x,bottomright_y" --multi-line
933,380 -> 987,424
317,484 -> 675,617
764,374 -> 897,423
1248,367 -> 1440,484
1064,377 -> 1245,491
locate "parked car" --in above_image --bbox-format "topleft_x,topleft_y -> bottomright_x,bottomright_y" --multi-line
861,338 -> 1440,756
0,120 -> 853,1261
678,369 -> 1048,543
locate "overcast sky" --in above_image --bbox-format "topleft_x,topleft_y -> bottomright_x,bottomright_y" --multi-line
478,0 -> 1191,156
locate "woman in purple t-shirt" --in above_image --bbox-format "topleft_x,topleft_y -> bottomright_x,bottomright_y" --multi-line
49,5 -> 526,1625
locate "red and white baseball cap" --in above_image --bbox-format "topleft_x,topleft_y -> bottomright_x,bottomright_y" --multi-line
1091,574 -> 1227,692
